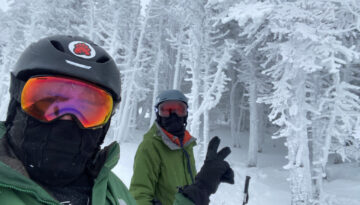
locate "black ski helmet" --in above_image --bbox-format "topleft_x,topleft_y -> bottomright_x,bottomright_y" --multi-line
155,89 -> 188,108
11,35 -> 121,103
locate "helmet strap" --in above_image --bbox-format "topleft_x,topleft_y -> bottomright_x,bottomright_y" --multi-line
9,73 -> 26,104
6,73 -> 26,132
5,98 -> 18,132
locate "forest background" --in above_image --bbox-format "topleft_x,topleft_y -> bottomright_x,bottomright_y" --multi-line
0,0 -> 360,205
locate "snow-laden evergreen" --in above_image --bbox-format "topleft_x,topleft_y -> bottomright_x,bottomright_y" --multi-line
219,0 -> 360,204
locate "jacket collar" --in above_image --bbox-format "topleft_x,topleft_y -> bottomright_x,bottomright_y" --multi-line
0,136 -> 59,205
155,122 -> 196,150
0,135 -> 29,178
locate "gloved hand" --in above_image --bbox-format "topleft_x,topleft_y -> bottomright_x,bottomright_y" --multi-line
181,136 -> 234,205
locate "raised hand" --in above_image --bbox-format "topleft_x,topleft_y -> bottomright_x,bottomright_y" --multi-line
181,136 -> 234,205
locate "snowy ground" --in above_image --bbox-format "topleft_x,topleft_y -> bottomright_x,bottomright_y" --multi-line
104,126 -> 360,205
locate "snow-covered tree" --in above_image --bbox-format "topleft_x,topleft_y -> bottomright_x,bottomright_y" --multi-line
167,0 -> 233,159
216,0 -> 272,166
221,0 -> 360,204
111,0 -> 155,141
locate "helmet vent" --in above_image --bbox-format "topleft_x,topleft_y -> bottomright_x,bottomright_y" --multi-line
96,56 -> 110,63
50,40 -> 65,52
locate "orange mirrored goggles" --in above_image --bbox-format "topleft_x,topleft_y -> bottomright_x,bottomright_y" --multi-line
21,76 -> 113,129
158,100 -> 188,117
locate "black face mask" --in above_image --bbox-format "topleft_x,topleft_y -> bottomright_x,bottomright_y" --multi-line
7,105 -> 107,186
157,113 -> 187,140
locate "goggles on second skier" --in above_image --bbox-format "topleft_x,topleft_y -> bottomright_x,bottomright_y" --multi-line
21,76 -> 113,129
158,100 -> 188,117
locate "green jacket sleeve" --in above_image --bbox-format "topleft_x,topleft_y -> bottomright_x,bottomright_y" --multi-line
129,140 -> 161,205
173,193 -> 195,205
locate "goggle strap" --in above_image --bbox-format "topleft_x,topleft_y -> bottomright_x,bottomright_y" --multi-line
10,73 -> 26,103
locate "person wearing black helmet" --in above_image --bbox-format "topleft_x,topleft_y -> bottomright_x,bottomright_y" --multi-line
0,35 -> 137,205
129,90 -> 235,205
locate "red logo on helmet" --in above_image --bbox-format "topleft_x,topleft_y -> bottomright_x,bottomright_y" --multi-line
69,41 -> 96,59
73,43 -> 91,56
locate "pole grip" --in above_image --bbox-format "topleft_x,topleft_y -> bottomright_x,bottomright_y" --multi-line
244,176 -> 251,193
242,176 -> 251,205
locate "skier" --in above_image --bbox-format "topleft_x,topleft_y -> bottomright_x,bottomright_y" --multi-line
130,90 -> 234,205
0,35 -> 233,205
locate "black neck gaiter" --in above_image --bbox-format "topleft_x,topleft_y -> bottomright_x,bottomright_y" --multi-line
7,106 -> 106,187
157,113 -> 187,140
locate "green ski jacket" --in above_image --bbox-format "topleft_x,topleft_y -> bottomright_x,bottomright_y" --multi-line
129,123 -> 197,205
0,122 -> 194,205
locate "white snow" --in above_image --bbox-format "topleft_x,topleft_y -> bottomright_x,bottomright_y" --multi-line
221,2 -> 273,27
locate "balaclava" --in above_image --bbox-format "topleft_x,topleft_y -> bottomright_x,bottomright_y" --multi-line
5,99 -> 110,186
156,106 -> 187,140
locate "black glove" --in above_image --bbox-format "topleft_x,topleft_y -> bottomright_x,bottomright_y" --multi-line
181,136 -> 234,205
151,199 -> 162,205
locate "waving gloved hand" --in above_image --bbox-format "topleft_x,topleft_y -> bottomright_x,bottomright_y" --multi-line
181,136 -> 234,205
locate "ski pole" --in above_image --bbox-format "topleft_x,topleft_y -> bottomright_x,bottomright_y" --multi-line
242,176 -> 251,205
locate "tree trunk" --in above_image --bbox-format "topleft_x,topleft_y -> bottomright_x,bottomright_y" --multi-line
257,103 -> 265,153
287,72 -> 312,205
149,33 -> 163,127
230,80 -> 241,147
288,130 -> 312,205
202,109 -> 210,159
247,76 -> 258,167
172,38 -> 182,89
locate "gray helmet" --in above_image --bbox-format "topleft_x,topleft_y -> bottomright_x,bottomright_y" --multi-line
155,89 -> 188,108
11,35 -> 121,103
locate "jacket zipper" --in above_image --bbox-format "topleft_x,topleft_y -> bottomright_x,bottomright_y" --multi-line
180,140 -> 194,184
0,182 -> 59,205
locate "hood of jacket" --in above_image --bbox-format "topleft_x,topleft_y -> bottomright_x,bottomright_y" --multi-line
149,122 -> 196,150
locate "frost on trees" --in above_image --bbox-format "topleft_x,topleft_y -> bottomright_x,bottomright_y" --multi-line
221,0 -> 360,204
169,0 -> 233,159
1,1 -> 360,204
219,0 -> 272,166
